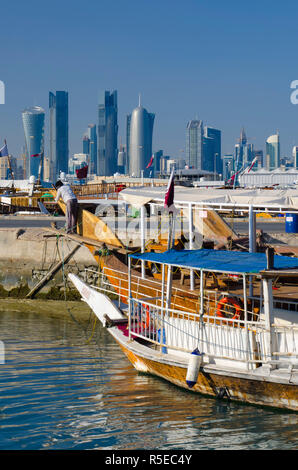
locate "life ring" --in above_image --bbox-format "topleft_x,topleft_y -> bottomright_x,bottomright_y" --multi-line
216,296 -> 242,321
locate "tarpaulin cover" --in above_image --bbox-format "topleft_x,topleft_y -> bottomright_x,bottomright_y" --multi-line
129,249 -> 298,274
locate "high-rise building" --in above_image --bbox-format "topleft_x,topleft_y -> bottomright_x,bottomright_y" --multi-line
222,154 -> 233,181
253,149 -> 263,168
68,153 -> 88,175
117,145 -> 126,174
128,97 -> 155,177
126,114 -> 131,173
234,128 -> 254,172
83,135 -> 90,155
153,150 -> 163,175
49,91 -> 69,180
186,120 -> 203,169
266,133 -> 280,170
22,106 -> 45,179
292,146 -> 298,169
87,124 -> 97,174
203,127 -> 222,174
97,90 -> 118,176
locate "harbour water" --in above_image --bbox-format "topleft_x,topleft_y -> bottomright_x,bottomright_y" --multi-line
0,306 -> 297,451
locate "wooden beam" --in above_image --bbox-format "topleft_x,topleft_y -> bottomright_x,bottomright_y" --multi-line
25,244 -> 81,299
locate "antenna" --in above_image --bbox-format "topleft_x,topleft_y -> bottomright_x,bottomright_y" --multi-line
138,93 -> 141,107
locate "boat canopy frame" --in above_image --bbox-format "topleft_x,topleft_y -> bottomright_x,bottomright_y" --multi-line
128,248 -> 298,276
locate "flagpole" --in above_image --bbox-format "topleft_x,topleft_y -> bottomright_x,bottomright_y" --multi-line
4,140 -> 14,189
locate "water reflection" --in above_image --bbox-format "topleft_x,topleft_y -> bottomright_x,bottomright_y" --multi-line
0,309 -> 297,450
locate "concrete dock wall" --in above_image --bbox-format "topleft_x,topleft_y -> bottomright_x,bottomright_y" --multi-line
0,228 -> 98,294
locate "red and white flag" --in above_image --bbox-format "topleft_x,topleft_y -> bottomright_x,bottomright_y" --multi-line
31,153 -> 42,157
164,168 -> 175,212
146,154 -> 154,169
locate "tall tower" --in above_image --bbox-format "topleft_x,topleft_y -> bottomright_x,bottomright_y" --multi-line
266,133 -> 280,170
22,106 -> 45,179
49,91 -> 69,181
234,128 -> 254,172
97,90 -> 118,176
203,126 -> 222,174
87,124 -> 97,174
128,96 -> 155,177
186,120 -> 203,169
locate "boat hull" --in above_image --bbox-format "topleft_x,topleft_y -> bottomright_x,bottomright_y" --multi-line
110,327 -> 298,412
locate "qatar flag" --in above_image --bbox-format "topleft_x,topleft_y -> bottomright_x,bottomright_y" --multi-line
31,153 -> 42,157
164,168 -> 175,212
146,154 -> 154,169
76,165 -> 88,179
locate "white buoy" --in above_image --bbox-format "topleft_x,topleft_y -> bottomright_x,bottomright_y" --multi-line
186,349 -> 204,388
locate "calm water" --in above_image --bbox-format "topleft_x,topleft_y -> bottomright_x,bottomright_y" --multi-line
0,308 -> 297,450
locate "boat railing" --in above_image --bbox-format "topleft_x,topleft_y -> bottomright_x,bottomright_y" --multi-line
128,296 -> 298,369
84,266 -> 201,312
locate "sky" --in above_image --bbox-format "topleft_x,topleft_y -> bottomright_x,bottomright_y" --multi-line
1,0 -> 298,166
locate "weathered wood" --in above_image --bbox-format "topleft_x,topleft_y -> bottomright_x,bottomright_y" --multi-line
25,244 -> 81,298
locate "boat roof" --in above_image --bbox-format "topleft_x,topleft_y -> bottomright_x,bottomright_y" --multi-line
129,249 -> 298,275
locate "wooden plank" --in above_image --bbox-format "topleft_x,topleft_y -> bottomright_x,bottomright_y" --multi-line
25,244 -> 81,299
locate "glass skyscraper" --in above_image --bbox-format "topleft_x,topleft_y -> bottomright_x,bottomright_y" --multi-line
49,91 -> 69,180
127,98 -> 155,177
98,90 -> 118,176
186,120 -> 203,169
22,106 -> 45,179
88,124 -> 97,174
126,114 -> 131,174
293,146 -> 298,169
234,128 -> 254,172
203,126 -> 222,174
266,133 -> 280,170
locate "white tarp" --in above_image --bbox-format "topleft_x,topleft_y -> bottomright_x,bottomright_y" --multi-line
120,186 -> 298,210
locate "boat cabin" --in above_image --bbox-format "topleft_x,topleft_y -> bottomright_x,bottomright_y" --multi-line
127,249 -> 298,372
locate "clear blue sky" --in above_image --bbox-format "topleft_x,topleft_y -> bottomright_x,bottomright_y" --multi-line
1,0 -> 298,164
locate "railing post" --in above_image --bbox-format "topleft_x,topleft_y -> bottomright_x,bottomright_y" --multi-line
262,277 -> 275,368
128,257 -> 132,340
140,204 -> 146,279
188,203 -> 195,290
243,274 -> 250,368
249,205 -> 256,297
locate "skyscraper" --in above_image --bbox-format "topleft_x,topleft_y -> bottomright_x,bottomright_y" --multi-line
186,120 -> 203,169
293,146 -> 298,169
128,97 -> 155,177
22,106 -> 45,179
203,126 -> 222,174
234,128 -> 254,172
49,91 -> 69,180
126,114 -> 131,173
266,133 -> 280,170
88,124 -> 97,174
98,90 -> 118,176
83,135 -> 90,155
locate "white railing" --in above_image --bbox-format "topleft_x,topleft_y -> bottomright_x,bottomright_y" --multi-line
82,267 -> 298,368
129,297 -> 298,369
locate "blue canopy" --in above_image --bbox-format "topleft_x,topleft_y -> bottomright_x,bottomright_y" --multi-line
129,249 -> 298,275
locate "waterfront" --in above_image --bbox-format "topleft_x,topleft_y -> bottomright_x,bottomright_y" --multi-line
0,302 -> 297,450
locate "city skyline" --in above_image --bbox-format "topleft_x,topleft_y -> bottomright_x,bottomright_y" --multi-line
1,1 -> 298,166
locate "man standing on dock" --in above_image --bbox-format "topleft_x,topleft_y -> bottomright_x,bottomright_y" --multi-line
54,181 -> 78,234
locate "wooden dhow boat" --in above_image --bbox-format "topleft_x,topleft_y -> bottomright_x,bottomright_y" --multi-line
69,247 -> 298,412
50,186 -> 298,410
